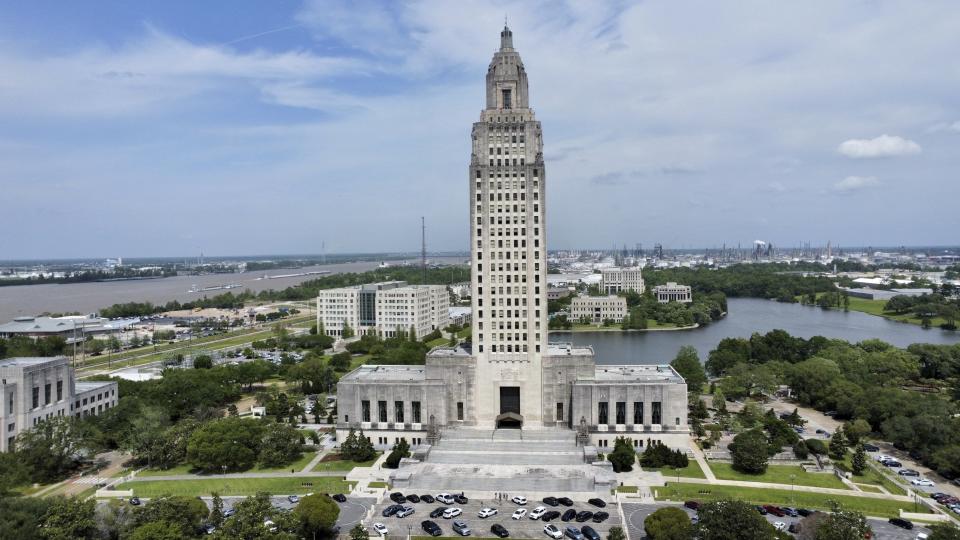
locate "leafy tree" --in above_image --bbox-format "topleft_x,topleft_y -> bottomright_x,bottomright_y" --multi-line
129,521 -> 185,540
929,524 -> 960,540
0,496 -> 50,540
330,352 -> 352,371
39,496 -> 98,540
132,494 -> 208,537
671,345 -> 707,393
187,417 -> 265,473
258,422 -> 303,468
341,322 -> 354,339
851,444 -> 867,476
213,492 -> 297,540
719,363 -> 778,399
696,499 -> 774,540
0,450 -> 29,495
293,494 -> 341,539
606,526 -> 626,540
842,419 -> 870,444
341,429 -> 376,462
643,507 -> 692,540
384,438 -> 411,469
193,355 -> 213,369
730,429 -> 769,474
210,492 -> 225,528
812,507 -> 871,540
712,388 -> 727,413
804,438 -> 827,456
15,416 -> 84,482
793,440 -> 809,459
828,430 -> 847,460
607,437 -> 636,473
311,400 -> 327,423
350,524 -> 368,540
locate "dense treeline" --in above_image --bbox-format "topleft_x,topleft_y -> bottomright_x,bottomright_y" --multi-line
706,329 -> 960,478
885,293 -> 960,329
644,263 -> 837,302
345,332 -> 430,365
0,267 -> 176,287
620,290 -> 727,329
0,335 -> 68,359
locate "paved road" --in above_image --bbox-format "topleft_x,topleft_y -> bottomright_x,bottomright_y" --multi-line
368,496 -> 620,539
622,502 -> 931,540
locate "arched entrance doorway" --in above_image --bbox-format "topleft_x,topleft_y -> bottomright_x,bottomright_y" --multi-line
496,411 -> 523,429
498,386 -> 522,428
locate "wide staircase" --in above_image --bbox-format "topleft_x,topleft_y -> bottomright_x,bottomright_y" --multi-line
394,428 -> 614,494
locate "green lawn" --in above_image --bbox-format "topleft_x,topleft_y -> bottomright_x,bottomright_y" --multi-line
643,461 -> 706,479
709,463 -> 849,490
803,294 -> 948,328
311,453 -> 380,472
653,482 -> 928,518
456,327 -> 472,339
426,337 -> 449,348
616,485 -> 638,493
837,454 -> 907,496
117,476 -> 353,498
138,451 -> 318,477
368,481 -> 389,489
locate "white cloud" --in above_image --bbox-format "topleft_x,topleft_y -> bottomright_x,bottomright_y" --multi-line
833,175 -> 879,193
837,134 -> 921,158
928,120 -> 960,133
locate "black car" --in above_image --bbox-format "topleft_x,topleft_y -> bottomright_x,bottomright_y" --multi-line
561,509 -> 577,522
581,526 -> 601,540
390,492 -> 406,503
862,443 -> 880,452
883,460 -> 903,468
421,494 -> 435,503
796,508 -> 812,517
407,494 -> 421,503
129,497 -> 141,506
684,501 -> 700,511
755,506 -> 767,515
542,511 -> 561,522
383,504 -> 403,517
422,520 -> 442,536
591,512 -> 609,523
332,494 -> 347,503
430,507 -> 446,518
587,498 -> 606,508
455,494 -> 469,504
491,524 -> 510,538
889,518 -> 913,530
558,497 -> 574,507
575,511 -> 594,523
543,497 -> 559,507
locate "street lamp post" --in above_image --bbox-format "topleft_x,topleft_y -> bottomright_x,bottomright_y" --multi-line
790,474 -> 796,506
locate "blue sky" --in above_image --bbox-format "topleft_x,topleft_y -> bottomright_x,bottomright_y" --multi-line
1,1 -> 958,259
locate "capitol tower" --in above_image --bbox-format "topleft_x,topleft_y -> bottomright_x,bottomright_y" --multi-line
469,24 -> 549,428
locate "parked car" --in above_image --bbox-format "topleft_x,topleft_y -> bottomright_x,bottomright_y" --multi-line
430,507 -> 446,518
781,507 -> 798,517
421,494 -> 435,503
382,505 -> 403,517
397,506 -> 415,518
422,520 -> 442,537
883,460 -> 903,468
491,524 -> 510,538
888,517 -> 914,530
530,507 -> 547,520
407,494 -> 421,503
223,509 -> 236,518
899,469 -> 920,477
455,494 -> 469,505
542,511 -> 561,522
763,505 -> 785,517
581,526 -> 601,540
796,508 -> 813,517
129,497 -> 141,506
684,501 -> 701,510
774,522 -> 786,532
575,511 -> 594,523
543,497 -> 559,507
513,509 -> 527,520
561,509 -> 577,522
332,494 -> 347,503
564,525 -> 584,540
862,443 -> 880,452
912,478 -> 935,487
587,498 -> 606,508
390,492 -> 406,503
512,496 -> 528,505
591,512 -> 609,523
437,493 -> 455,505
544,524 -> 563,539
452,521 -> 471,536
443,508 -> 462,519
373,523 -> 388,536
876,454 -> 893,462
479,508 -> 498,518
287,495 -> 300,504
755,506 -> 767,515
558,497 -> 574,507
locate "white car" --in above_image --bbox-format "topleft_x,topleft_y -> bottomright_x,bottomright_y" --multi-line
479,508 -> 498,518
529,506 -> 547,520
774,522 -> 786,531
512,496 -> 527,505
876,454 -> 894,462
437,493 -> 455,505
911,478 -> 935,487
373,523 -> 388,536
512,509 -> 527,520
443,507 -> 463,519
544,524 -> 563,539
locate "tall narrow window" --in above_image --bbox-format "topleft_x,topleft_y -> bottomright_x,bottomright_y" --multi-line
44,383 -> 51,405
457,402 -> 464,421
394,401 -> 404,423
56,381 -> 63,402
412,401 -> 422,424
378,400 -> 387,423
652,401 -> 662,425
616,402 -> 626,425
502,89 -> 512,109
556,402 -> 564,423
633,402 -> 643,425
32,387 -> 39,409
598,402 -> 608,425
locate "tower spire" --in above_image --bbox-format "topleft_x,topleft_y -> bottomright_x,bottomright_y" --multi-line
500,20 -> 513,50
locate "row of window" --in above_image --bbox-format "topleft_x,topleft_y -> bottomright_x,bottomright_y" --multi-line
30,380 -> 65,409
597,401 -> 663,425
597,439 -> 665,448
361,400 -> 424,424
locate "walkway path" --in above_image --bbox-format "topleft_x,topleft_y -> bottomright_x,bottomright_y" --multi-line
687,441 -> 717,482
669,476 -> 913,502
126,470 -> 347,482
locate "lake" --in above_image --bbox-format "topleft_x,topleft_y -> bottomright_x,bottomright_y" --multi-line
549,297 -> 960,364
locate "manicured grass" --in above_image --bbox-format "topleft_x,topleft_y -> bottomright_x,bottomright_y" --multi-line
616,485 -> 638,493
117,476 -> 353,498
653,482 -> 928,518
837,454 -> 907,496
709,463 -> 849,490
802,294 -> 949,328
856,485 -> 883,493
643,461 -> 706,479
311,453 -> 380,472
368,481 -> 389,489
426,337 -> 449,348
139,451 -> 318,477
456,327 -> 472,339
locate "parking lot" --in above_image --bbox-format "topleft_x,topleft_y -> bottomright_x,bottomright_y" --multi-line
368,495 -> 621,539
621,503 -> 932,540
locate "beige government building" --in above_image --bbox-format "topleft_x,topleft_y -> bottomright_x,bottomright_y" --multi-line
335,26 -> 688,458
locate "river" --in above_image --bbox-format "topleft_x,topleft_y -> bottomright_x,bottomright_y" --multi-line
0,256 -> 467,320
550,297 -> 960,364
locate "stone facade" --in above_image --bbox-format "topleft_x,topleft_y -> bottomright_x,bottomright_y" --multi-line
317,281 -> 449,338
653,282 -> 693,303
335,26 -> 687,452
570,295 -> 628,324
601,267 -> 644,295
1,356 -> 118,452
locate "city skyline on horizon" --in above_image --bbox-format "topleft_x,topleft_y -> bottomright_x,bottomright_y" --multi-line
2,1 -> 959,259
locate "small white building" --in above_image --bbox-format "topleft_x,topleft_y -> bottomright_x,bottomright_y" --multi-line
653,282 -> 692,303
570,295 -> 628,324
601,267 -> 644,295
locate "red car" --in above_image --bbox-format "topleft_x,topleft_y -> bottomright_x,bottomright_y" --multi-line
763,505 -> 785,517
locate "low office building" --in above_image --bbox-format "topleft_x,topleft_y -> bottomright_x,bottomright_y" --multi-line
448,307 -> 472,327
317,281 -> 449,339
0,315 -> 140,341
600,267 -> 645,295
653,282 -> 693,303
0,356 -> 118,452
547,286 -> 573,300
570,295 -> 628,324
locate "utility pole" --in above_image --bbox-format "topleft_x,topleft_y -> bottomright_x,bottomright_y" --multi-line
421,216 -> 427,284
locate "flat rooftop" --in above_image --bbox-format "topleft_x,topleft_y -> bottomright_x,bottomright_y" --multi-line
0,356 -> 66,368
589,364 -> 685,384
75,380 -> 115,392
547,343 -> 595,356
340,364 -> 426,382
